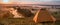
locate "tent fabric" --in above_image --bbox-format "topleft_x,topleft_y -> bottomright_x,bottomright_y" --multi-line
33,9 -> 56,23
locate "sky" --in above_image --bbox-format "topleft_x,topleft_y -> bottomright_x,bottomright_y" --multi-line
12,0 -> 60,2
0,0 -> 60,5
0,0 -> 60,2
10,0 -> 60,2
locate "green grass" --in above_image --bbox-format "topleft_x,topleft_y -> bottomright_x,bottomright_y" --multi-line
0,16 -> 60,25
0,16 -> 37,25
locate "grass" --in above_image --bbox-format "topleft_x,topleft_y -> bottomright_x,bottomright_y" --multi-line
0,9 -> 60,25
0,16 -> 37,25
0,15 -> 60,25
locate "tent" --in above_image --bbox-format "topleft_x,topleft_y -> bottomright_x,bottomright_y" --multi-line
33,8 -> 56,23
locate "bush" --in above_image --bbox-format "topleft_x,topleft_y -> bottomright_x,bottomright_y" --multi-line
0,10 -> 13,19
17,8 -> 34,17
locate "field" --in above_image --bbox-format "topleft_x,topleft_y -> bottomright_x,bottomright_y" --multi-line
0,16 -> 39,25
0,8 -> 60,25
0,16 -> 60,25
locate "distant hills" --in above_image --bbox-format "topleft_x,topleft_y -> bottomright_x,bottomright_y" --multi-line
0,1 -> 60,6
39,1 -> 60,5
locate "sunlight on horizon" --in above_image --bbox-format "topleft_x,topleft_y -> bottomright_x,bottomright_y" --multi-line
3,0 -> 9,3
1,0 -> 12,4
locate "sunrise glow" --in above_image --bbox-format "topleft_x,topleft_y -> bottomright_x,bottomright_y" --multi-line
2,0 -> 12,4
